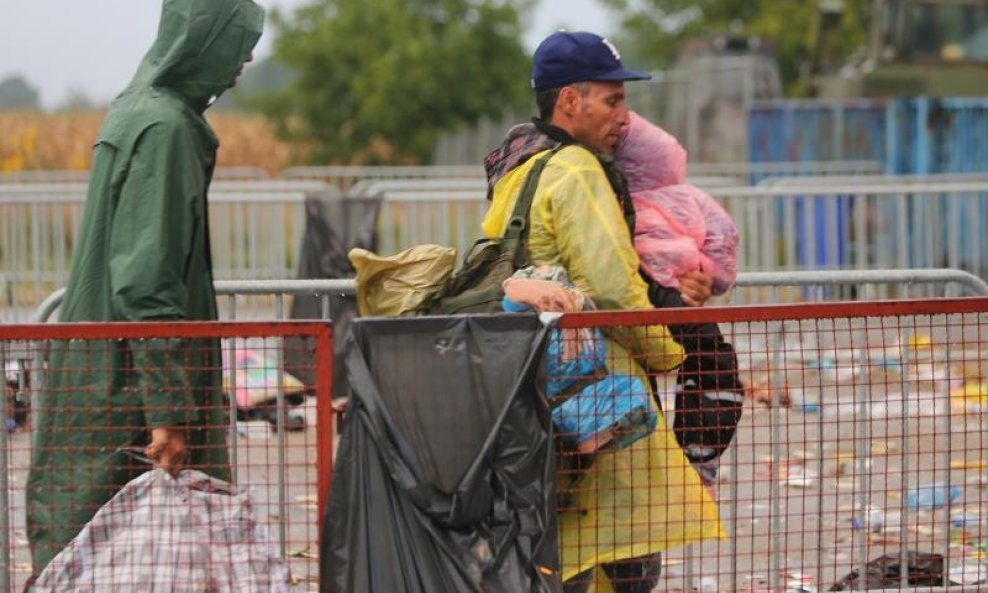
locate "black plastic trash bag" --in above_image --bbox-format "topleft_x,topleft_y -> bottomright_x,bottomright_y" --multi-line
830,551 -> 944,590
34,469 -> 291,592
284,191 -> 381,398
321,315 -> 561,593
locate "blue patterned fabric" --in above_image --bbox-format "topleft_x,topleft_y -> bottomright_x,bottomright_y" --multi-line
551,374 -> 656,448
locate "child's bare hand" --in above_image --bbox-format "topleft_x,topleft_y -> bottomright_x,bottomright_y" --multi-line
678,271 -> 713,306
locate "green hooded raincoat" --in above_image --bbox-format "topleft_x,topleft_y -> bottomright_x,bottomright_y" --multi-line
26,0 -> 264,573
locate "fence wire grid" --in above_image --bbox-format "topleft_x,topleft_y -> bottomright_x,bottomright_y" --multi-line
3,300 -> 988,591
0,321 -> 333,593
545,299 -> 988,593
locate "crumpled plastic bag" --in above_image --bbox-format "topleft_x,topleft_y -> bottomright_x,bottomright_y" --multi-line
830,551 -> 943,590
349,244 -> 456,316
34,469 -> 291,593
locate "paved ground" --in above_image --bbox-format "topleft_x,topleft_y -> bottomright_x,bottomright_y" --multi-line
652,320 -> 988,592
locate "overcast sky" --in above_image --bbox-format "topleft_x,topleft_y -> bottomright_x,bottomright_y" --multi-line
0,0 -> 615,110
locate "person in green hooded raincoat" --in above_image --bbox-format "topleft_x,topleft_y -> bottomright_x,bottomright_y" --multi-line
25,0 -> 264,576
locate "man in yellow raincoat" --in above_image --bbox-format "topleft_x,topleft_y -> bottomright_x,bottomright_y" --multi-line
482,31 -> 724,592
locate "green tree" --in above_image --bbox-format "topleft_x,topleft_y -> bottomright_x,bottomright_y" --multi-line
256,0 -> 532,164
214,57 -> 298,112
601,0 -> 870,94
0,75 -> 41,111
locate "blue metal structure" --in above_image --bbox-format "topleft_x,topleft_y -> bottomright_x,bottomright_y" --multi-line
751,97 -> 988,176
748,97 -> 988,271
748,99 -> 888,182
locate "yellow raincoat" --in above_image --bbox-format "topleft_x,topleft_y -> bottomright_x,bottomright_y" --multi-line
483,145 -> 725,583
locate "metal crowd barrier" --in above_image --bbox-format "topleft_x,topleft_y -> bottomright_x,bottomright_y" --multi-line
9,295 -> 988,590
349,179 -> 988,273
687,159 -> 885,180
0,170 -> 91,183
28,269 -> 988,325
0,180 -> 335,319
0,321 -> 333,592
280,165 -> 485,192
0,167 -> 271,183
710,180 -> 988,274
756,173 -> 988,188
551,298 -> 988,592
282,160 -> 884,190
350,177 -> 487,197
729,269 -> 988,303
7,177 -> 988,321
346,175 -> 743,198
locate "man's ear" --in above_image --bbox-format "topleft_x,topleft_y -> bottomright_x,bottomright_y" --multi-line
556,86 -> 579,117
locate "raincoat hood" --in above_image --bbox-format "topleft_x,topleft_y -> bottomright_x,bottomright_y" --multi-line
616,111 -> 687,192
483,121 -> 559,200
129,0 -> 264,111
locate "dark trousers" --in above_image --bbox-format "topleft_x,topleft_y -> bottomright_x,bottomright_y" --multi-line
562,554 -> 662,593
647,282 -> 744,464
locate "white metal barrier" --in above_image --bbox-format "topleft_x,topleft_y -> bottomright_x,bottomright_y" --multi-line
710,180 -> 988,274
7,177 -> 988,321
366,180 -> 988,276
350,178 -> 487,197
350,176 -> 745,198
0,180 -> 335,319
28,270 -> 988,324
0,167 -> 271,183
757,173 -> 988,188
281,165 -> 485,192
688,159 -> 885,179
281,161 -> 885,190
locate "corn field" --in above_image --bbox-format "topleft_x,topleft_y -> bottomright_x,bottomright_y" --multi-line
0,111 -> 297,175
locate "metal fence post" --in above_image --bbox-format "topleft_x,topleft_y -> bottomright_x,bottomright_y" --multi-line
0,340 -> 11,593
914,98 -> 932,175
885,98 -> 900,174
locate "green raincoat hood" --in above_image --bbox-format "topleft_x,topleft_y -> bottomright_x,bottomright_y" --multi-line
129,0 -> 264,111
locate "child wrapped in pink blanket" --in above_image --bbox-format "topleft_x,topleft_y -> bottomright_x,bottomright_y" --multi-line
615,112 -> 745,487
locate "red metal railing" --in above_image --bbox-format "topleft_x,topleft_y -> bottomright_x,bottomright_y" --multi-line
5,298 -> 988,591
0,321 -> 332,592
548,298 -> 988,592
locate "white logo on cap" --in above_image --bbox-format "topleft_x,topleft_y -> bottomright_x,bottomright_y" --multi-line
601,38 -> 621,61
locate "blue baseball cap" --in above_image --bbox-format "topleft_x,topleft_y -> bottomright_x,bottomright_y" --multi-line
531,31 -> 651,92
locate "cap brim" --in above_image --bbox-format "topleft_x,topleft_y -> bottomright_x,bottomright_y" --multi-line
592,67 -> 652,83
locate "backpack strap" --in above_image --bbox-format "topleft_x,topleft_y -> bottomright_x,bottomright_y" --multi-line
597,152 -> 637,236
500,145 -> 564,269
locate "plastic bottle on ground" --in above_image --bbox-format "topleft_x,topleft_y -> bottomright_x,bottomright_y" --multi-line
906,483 -> 963,509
